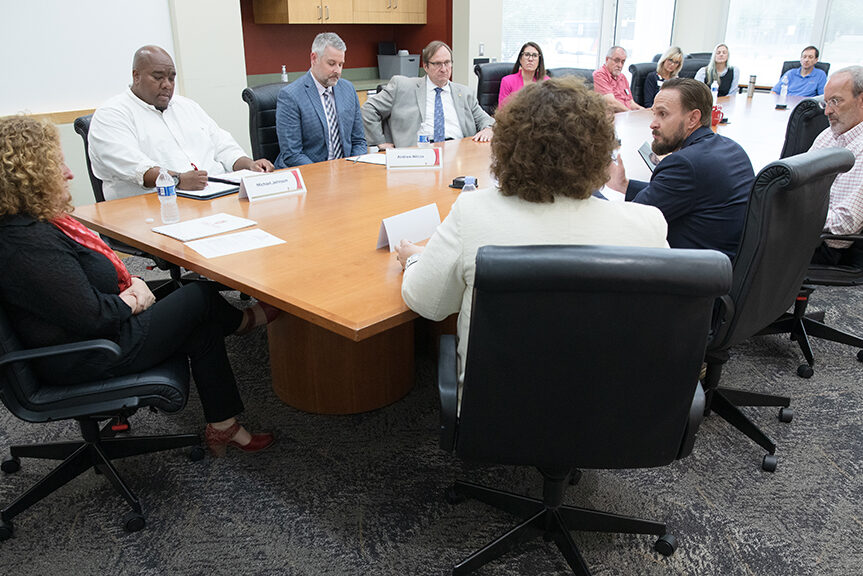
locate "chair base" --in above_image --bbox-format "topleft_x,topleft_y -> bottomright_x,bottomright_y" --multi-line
1,417 -> 199,539
760,286 -> 863,377
448,474 -> 672,576
703,358 -> 791,472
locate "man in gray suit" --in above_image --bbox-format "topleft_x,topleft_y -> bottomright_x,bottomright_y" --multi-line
275,33 -> 367,168
362,41 -> 494,149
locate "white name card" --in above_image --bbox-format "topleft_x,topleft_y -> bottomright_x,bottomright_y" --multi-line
385,148 -> 442,170
239,169 -> 306,202
377,203 -> 441,252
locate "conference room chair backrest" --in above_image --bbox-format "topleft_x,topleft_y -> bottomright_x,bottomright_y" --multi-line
780,98 -> 830,158
679,57 -> 709,79
454,244 -> 731,469
241,82 -> 289,164
687,52 -> 713,60
709,147 -> 854,352
628,62 -> 657,107
72,114 -> 106,203
546,67 -> 594,89
780,60 -> 831,79
473,61 -> 515,116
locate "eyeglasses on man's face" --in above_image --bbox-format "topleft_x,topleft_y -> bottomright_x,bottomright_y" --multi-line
609,57 -> 626,65
427,60 -> 452,69
819,97 -> 843,110
521,52 -> 540,60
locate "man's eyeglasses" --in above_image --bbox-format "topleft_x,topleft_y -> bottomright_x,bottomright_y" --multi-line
521,52 -> 540,60
427,60 -> 452,69
819,97 -> 842,109
609,57 -> 626,65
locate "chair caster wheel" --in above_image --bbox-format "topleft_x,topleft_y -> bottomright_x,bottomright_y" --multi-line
1,456 -> 21,474
778,407 -> 794,423
0,519 -> 14,541
122,511 -> 146,533
188,446 -> 206,462
445,485 -> 466,505
796,364 -> 814,378
762,454 -> 778,472
857,350 -> 863,362
655,534 -> 677,556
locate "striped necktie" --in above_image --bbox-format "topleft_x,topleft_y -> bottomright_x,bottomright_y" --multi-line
323,89 -> 343,160
433,87 -> 445,143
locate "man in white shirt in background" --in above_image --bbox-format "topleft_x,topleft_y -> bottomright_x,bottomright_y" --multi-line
810,65 -> 863,266
362,40 -> 494,149
89,45 -> 273,201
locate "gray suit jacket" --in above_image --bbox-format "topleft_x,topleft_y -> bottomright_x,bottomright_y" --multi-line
362,76 -> 494,148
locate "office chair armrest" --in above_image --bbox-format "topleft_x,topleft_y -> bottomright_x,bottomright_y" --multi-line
677,381 -> 706,459
438,334 -> 459,452
0,339 -> 121,368
820,232 -> 863,242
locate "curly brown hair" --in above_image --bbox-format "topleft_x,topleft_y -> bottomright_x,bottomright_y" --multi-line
0,115 -> 71,220
491,76 -> 616,202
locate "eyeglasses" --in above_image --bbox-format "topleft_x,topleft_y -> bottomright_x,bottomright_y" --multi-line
819,97 -> 843,109
609,57 -> 626,65
426,60 -> 452,69
668,58 -> 682,65
521,52 -> 540,60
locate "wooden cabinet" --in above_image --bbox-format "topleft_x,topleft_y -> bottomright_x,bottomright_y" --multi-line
353,0 -> 426,24
253,0 -> 354,24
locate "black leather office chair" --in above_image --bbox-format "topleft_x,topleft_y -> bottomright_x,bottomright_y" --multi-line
628,62 -> 656,107
0,304 -> 202,540
679,57 -> 709,79
473,62 -> 514,116
547,67 -> 594,89
73,115 -> 181,297
780,60 -> 831,78
703,148 -> 855,472
439,244 -> 731,575
764,98 -> 863,377
241,82 -> 289,164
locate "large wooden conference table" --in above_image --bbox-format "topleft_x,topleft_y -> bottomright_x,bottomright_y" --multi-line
72,91 -> 801,415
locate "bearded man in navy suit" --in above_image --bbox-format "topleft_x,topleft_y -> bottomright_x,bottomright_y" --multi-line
606,78 -> 754,260
275,32 -> 367,168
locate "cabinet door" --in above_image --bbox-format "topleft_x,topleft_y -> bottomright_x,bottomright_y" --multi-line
254,0 -> 321,24
287,1 -> 324,23
390,0 -> 427,24
322,0 -> 354,23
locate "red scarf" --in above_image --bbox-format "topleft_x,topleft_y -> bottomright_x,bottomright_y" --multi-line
51,214 -> 133,291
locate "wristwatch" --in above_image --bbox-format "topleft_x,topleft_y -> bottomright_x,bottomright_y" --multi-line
404,253 -> 421,270
171,174 -> 180,187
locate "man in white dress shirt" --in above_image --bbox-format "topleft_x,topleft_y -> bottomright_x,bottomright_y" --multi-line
89,45 -> 273,201
362,40 -> 494,149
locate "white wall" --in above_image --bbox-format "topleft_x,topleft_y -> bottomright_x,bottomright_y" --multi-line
452,0 -> 503,92
671,0 -> 730,53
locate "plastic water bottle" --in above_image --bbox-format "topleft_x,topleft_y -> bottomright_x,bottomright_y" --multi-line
779,74 -> 789,106
156,168 -> 180,224
711,80 -> 719,104
281,65 -> 289,83
461,177 -> 477,192
417,132 -> 431,148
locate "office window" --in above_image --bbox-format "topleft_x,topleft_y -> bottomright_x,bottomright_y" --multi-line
501,0 -> 673,70
821,0 -> 863,72
614,0 -> 675,65
725,0 -> 818,86
501,0 -> 604,68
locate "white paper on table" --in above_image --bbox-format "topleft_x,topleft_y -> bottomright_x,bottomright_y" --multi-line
208,169 -> 262,185
152,213 -> 256,242
185,229 -> 285,259
345,153 -> 387,165
598,186 -> 626,202
377,203 -> 441,252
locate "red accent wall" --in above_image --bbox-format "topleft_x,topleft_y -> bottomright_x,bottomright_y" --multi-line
240,1 -> 453,75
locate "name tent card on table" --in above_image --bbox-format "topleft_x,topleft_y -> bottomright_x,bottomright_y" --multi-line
385,148 -> 442,170
377,203 -> 441,252
239,168 -> 306,202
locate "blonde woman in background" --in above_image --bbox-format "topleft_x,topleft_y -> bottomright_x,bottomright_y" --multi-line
696,44 -> 740,96
644,46 -> 684,107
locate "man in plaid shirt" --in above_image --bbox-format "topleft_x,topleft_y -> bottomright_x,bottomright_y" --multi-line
811,66 -> 863,266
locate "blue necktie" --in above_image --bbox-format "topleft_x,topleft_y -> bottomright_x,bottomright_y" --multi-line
434,87 -> 445,143
323,89 -> 343,160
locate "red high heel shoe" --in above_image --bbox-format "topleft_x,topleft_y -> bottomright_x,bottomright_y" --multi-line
205,422 -> 274,457
236,302 -> 281,335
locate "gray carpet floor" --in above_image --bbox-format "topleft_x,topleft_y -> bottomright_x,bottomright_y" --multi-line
1,259 -> 861,575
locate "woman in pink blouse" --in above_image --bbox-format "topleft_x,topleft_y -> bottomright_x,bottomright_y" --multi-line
498,42 -> 549,107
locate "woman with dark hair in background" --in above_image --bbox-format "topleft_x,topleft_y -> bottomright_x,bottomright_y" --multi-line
498,41 -> 549,107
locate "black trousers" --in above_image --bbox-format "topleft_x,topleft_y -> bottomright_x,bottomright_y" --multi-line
119,282 -> 246,423
812,239 -> 863,269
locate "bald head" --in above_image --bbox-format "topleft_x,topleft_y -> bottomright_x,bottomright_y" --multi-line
131,45 -> 176,111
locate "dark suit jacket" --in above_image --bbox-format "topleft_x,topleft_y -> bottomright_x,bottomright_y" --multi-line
626,126 -> 754,260
275,71 -> 367,168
